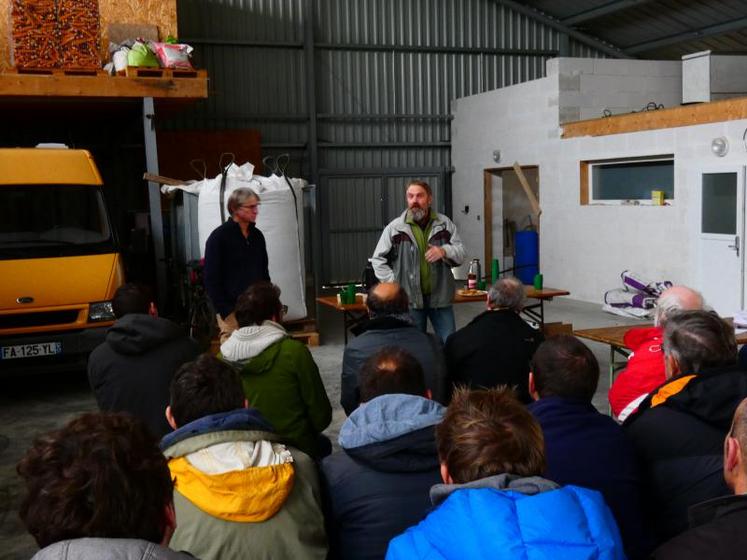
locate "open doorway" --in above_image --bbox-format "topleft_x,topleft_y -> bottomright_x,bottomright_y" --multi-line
483,165 -> 540,283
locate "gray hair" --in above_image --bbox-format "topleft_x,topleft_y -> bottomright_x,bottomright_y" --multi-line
488,277 -> 525,312
654,286 -> 704,327
227,187 -> 260,216
663,310 -> 736,375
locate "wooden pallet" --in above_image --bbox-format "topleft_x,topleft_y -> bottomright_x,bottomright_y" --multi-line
12,66 -> 104,76
284,318 -> 320,347
124,66 -> 205,79
206,318 -> 320,352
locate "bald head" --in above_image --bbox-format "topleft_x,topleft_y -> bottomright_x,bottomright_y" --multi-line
732,399 -> 747,459
725,398 -> 747,493
654,285 -> 704,327
367,282 -> 410,318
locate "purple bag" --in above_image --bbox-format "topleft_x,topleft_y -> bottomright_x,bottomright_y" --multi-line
604,288 -> 657,309
621,270 -> 672,297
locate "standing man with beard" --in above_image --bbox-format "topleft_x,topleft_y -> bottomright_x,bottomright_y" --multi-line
372,180 -> 465,343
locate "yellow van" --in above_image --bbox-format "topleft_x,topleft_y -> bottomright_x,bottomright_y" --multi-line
0,147 -> 124,374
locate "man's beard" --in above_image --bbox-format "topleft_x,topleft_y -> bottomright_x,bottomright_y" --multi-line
410,206 -> 427,222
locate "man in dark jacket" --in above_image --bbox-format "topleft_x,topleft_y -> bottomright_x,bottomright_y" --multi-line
322,347 -> 445,560
444,276 -> 543,402
340,282 -> 447,414
528,335 -> 651,559
625,310 -> 747,544
654,397 -> 747,559
204,187 -> 270,342
87,284 -> 199,438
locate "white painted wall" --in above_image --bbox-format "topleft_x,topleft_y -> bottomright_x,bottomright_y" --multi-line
451,57 -> 747,307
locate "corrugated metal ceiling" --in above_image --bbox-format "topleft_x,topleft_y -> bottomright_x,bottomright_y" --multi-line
517,0 -> 747,59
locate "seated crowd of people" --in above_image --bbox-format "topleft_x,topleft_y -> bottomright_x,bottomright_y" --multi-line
16,279 -> 747,559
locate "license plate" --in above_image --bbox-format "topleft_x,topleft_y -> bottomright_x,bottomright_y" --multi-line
1,342 -> 62,360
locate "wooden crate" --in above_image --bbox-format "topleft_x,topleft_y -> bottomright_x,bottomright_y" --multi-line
10,0 -> 100,71
207,318 -> 321,353
284,318 -> 320,347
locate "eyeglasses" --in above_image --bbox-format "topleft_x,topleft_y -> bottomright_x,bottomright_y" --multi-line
240,203 -> 260,211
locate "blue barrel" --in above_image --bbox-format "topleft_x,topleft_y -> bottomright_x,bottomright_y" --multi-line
514,231 -> 539,285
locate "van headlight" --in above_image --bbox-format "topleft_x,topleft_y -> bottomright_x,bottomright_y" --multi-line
88,301 -> 115,322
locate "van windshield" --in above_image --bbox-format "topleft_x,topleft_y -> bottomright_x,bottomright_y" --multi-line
0,185 -> 116,259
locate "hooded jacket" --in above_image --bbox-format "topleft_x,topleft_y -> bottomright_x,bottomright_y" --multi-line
371,210 -> 465,309
386,474 -> 625,560
221,321 -> 332,458
87,314 -> 199,437
608,326 -> 666,421
31,538 -> 194,560
161,408 -> 327,560
624,363 -> 747,543
340,316 -> 448,414
321,394 -> 445,560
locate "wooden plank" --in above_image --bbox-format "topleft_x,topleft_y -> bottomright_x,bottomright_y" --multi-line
0,71 -> 207,98
512,162 -> 542,217
484,169 -> 493,271
562,96 -> 747,138
143,172 -> 185,186
580,161 -> 589,205
289,331 -> 320,347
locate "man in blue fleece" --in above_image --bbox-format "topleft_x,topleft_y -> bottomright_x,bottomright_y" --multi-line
387,387 -> 625,560
528,335 -> 651,559
322,347 -> 445,560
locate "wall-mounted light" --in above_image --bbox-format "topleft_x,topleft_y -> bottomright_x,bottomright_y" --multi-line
493,150 -> 501,163
711,136 -> 729,157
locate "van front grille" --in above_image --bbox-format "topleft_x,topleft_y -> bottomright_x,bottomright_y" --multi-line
0,310 -> 80,329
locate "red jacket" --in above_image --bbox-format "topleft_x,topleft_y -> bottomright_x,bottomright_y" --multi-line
608,326 -> 666,420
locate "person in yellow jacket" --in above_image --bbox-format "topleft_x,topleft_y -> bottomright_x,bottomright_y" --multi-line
161,354 -> 327,560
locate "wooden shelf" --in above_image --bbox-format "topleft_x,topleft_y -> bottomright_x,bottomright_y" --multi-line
562,96 -> 747,139
0,70 -> 207,99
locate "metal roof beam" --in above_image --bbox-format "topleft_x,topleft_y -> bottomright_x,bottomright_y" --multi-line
492,0 -> 631,58
625,16 -> 747,54
562,0 -> 655,26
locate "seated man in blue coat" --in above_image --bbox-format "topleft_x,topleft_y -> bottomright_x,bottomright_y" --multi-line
387,386 -> 625,560
528,335 -> 651,559
322,347 -> 445,560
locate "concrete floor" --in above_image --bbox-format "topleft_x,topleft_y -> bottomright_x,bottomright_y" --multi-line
0,295 -> 643,559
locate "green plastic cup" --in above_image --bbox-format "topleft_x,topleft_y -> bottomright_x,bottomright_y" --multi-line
533,273 -> 544,291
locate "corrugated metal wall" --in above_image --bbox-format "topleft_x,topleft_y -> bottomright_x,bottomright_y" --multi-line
174,0 -> 608,284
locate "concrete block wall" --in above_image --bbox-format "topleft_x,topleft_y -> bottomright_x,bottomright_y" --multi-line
451,74 -> 559,275
451,56 -> 747,308
551,58 -> 682,122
